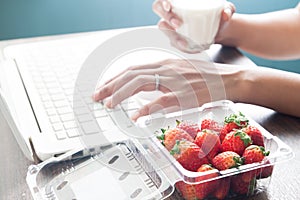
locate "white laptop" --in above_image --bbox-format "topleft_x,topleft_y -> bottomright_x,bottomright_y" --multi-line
0,27 -> 211,162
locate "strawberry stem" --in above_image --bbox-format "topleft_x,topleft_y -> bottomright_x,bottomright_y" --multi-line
170,140 -> 181,155
224,112 -> 249,127
234,130 -> 252,146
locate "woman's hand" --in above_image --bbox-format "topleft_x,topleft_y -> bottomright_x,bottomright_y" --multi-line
152,0 -> 236,52
93,59 -> 243,121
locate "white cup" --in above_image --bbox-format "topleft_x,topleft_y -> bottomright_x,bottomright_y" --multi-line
171,0 -> 226,52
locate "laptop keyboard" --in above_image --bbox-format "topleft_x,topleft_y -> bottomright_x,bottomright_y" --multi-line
6,35 -> 141,141
36,65 -> 140,141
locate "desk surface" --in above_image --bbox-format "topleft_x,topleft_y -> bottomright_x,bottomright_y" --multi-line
1,29 -> 300,200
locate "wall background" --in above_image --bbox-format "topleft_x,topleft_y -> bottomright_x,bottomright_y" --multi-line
0,0 -> 299,73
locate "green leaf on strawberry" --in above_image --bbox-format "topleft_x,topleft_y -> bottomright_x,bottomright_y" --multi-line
234,130 -> 253,146
232,156 -> 244,168
170,140 -> 181,155
224,112 -> 249,127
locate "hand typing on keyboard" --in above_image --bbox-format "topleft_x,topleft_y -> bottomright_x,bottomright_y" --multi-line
92,59 -> 231,121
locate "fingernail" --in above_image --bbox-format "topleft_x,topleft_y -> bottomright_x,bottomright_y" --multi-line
105,100 -> 112,108
170,18 -> 181,28
224,8 -> 232,17
92,94 -> 97,101
162,1 -> 171,12
131,111 -> 140,121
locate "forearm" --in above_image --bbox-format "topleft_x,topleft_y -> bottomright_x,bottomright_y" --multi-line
218,6 -> 300,60
236,67 -> 300,117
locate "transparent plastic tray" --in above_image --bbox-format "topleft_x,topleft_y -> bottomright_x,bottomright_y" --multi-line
26,100 -> 294,200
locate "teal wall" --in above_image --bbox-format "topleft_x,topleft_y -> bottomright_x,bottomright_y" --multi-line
0,0 -> 299,73
0,0 -> 157,40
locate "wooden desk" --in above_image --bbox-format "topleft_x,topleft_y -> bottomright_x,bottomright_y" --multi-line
1,29 -> 299,200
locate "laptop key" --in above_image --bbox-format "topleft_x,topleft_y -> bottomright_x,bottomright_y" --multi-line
74,107 -> 90,115
96,116 -> 117,131
63,121 -> 77,129
54,100 -> 68,108
46,109 -> 57,116
57,106 -> 72,115
44,101 -> 54,109
109,109 -> 134,129
49,115 -> 60,123
51,93 -> 65,101
41,95 -> 51,102
81,121 -> 100,135
60,113 -> 74,122
52,123 -> 64,132
77,114 -> 93,123
93,109 -> 108,118
55,131 -> 67,140
67,129 -> 81,138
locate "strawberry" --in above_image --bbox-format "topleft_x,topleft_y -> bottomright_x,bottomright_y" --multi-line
170,140 -> 209,172
242,125 -> 265,147
231,175 -> 256,195
212,151 -> 243,171
243,145 -> 269,164
219,112 -> 249,142
213,177 -> 231,199
175,181 -> 197,200
200,119 -> 221,132
221,129 -> 252,156
259,163 -> 274,179
176,119 -> 200,139
194,129 -> 221,161
157,128 -> 193,151
242,145 -> 270,182
195,164 -> 220,199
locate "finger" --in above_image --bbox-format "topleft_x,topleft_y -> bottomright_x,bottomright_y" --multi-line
222,2 -> 236,22
105,74 -> 159,108
94,64 -> 168,102
93,81 -> 115,102
158,21 -> 201,54
102,62 -> 163,86
94,61 -> 166,101
131,93 -> 179,121
158,20 -> 176,31
162,0 -> 171,12
153,0 -> 182,28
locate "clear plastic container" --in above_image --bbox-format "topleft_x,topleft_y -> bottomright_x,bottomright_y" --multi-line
26,100 -> 294,200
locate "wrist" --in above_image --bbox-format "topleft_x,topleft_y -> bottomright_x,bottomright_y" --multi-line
215,13 -> 243,47
222,66 -> 253,103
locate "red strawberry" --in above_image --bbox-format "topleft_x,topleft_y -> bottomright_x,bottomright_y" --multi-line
242,125 -> 265,147
171,140 -> 209,172
175,181 -> 197,200
213,178 -> 231,199
242,145 -> 270,181
243,145 -> 269,164
200,119 -> 221,132
259,163 -> 274,179
212,151 -> 243,171
194,129 -> 221,161
157,128 -> 193,151
176,119 -> 200,139
231,175 -> 256,195
221,129 -> 252,156
195,164 -> 220,199
219,112 -> 249,142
